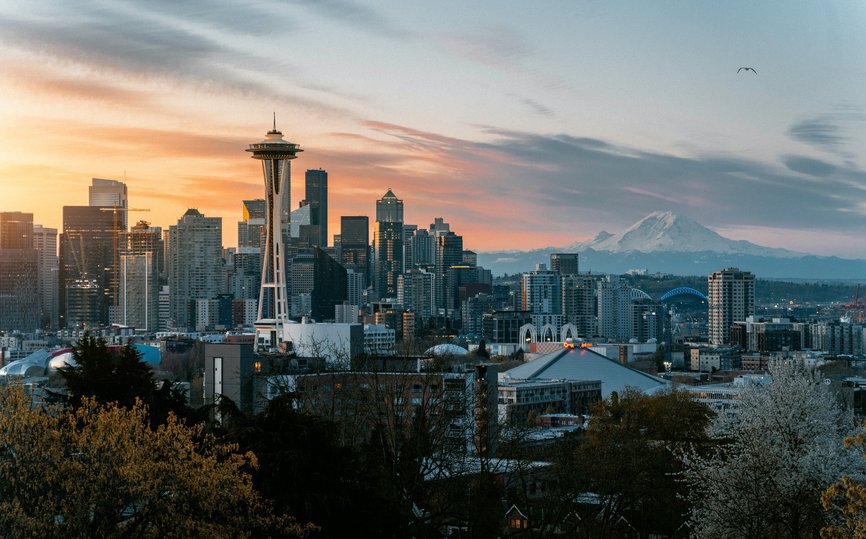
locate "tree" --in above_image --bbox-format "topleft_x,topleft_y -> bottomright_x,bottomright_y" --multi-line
0,386 -> 313,538
821,423 -> 866,538
683,360 -> 860,539
561,388 -> 712,538
58,333 -> 191,426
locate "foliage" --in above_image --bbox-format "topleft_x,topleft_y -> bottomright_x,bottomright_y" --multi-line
683,360 -> 860,539
561,388 -> 712,538
57,332 -> 192,426
0,386 -> 313,538
821,423 -> 866,538
219,393 -> 395,538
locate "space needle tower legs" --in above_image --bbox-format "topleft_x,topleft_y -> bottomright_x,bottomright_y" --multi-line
246,119 -> 303,351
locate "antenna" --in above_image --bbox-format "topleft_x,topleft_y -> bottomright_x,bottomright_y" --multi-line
273,112 -> 276,131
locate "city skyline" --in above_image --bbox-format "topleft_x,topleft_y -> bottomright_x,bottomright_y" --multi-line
2,2 -> 866,255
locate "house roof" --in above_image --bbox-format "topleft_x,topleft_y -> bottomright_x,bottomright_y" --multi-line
500,347 -> 668,398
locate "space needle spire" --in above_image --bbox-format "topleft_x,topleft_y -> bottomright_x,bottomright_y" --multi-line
246,120 -> 303,350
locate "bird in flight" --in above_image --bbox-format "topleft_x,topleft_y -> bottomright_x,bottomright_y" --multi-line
737,67 -> 757,74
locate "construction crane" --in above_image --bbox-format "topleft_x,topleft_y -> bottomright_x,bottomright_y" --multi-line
98,206 -> 151,308
841,284 -> 864,323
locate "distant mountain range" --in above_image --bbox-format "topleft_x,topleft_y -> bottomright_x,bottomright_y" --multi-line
477,211 -> 866,279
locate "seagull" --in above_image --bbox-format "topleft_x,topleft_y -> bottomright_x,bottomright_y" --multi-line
737,67 -> 757,74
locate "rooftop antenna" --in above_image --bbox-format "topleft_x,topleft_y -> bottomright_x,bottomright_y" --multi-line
273,111 -> 276,131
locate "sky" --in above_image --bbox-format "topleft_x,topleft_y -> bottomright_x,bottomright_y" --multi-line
1,1 -> 866,256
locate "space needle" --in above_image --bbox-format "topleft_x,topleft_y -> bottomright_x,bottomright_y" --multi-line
246,117 -> 302,350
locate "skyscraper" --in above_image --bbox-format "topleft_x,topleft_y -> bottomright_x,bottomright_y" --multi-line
89,178 -> 128,229
374,189 -> 403,299
33,224 -> 59,329
0,212 -> 38,331
247,123 -> 302,349
305,169 -> 328,247
116,221 -> 162,331
521,264 -> 562,315
434,230 -> 463,313
59,206 -> 121,328
0,212 -> 34,249
168,209 -> 223,330
238,199 -> 265,249
708,267 -> 755,346
340,216 -> 370,285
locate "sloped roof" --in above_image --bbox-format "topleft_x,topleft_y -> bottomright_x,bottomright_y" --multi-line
500,347 -> 668,398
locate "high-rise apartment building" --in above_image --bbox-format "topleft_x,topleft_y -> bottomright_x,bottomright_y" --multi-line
630,298 -> 665,343
168,209 -> 223,330
562,274 -> 597,338
89,178 -> 128,229
114,221 -> 162,332
305,169 -> 328,247
59,206 -> 121,328
550,253 -> 579,275
708,267 -> 755,346
398,268 -> 436,322
374,190 -> 403,299
597,276 -> 649,342
32,224 -> 58,329
521,264 -> 562,315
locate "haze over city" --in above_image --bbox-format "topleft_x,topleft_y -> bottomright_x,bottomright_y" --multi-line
2,1 -> 866,255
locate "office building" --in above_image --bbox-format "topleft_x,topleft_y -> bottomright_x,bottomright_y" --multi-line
340,216 -> 370,285
290,246 -> 348,321
59,206 -> 121,328
0,212 -> 38,331
434,230 -> 463,313
237,199 -> 265,250
232,246 -> 262,300
168,209 -> 223,330
89,178 -> 128,228
708,268 -> 755,346
374,189 -> 403,299
305,169 -> 328,247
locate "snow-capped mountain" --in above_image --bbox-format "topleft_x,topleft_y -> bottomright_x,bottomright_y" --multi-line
568,211 -> 802,258
477,211 -> 866,278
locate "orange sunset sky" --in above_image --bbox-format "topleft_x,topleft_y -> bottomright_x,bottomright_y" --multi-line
2,1 -> 866,256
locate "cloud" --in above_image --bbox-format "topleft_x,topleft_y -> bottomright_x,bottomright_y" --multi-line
288,0 -> 409,38
518,98 -> 554,117
328,119 -> 866,244
787,110 -> 866,158
0,1 -> 355,120
787,117 -> 845,150
782,155 -> 837,177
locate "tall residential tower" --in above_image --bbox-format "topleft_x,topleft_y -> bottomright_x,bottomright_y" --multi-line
708,267 -> 755,346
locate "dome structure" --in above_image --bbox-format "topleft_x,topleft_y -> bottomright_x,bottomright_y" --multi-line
424,344 -> 469,357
